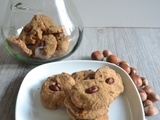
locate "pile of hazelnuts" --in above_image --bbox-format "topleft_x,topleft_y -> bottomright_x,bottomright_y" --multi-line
91,50 -> 160,116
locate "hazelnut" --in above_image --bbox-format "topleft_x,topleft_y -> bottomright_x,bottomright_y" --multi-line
85,86 -> 99,94
130,74 -> 142,87
147,92 -> 160,102
91,51 -> 104,61
106,55 -> 121,64
102,50 -> 112,57
144,106 -> 158,116
119,63 -> 131,74
143,86 -> 152,94
49,84 -> 61,91
118,61 -> 129,66
138,88 -> 147,101
105,77 -> 115,84
141,77 -> 149,86
143,99 -> 153,107
129,67 -> 138,75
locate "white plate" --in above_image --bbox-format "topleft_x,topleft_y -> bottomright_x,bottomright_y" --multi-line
15,60 -> 145,120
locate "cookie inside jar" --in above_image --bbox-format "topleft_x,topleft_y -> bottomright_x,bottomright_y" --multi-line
6,14 -> 70,60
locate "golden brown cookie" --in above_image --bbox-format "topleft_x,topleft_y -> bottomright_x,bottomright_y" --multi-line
71,70 -> 95,83
94,66 -> 124,94
40,72 -> 75,109
6,36 -> 32,56
64,96 -> 108,119
70,80 -> 112,110
33,34 -> 57,59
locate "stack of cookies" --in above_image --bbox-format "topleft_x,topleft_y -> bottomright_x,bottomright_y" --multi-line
64,80 -> 110,120
40,66 -> 124,120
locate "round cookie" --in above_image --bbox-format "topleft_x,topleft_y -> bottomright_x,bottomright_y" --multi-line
94,66 -> 124,94
40,72 -> 75,109
71,70 -> 95,83
64,96 -> 108,119
70,79 -> 112,110
33,34 -> 57,59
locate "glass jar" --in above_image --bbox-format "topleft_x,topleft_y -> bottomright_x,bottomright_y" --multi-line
2,0 -> 83,64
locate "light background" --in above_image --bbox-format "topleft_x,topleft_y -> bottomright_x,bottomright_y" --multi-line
0,0 -> 160,27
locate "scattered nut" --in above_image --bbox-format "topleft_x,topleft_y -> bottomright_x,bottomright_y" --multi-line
118,61 -> 130,66
130,74 -> 142,87
102,50 -> 112,57
144,106 -> 158,116
119,63 -> 131,74
91,51 -> 104,61
138,88 -> 147,101
147,92 -> 160,102
143,99 -> 153,107
143,86 -> 152,94
141,77 -> 149,86
129,67 -> 138,75
106,55 -> 121,64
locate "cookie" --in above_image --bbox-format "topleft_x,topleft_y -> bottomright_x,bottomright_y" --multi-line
47,26 -> 63,34
69,80 -> 112,110
33,34 -> 57,59
71,70 -> 95,83
94,66 -> 124,94
64,96 -> 108,119
40,72 -> 75,109
53,38 -> 70,57
6,36 -> 32,56
67,108 -> 109,120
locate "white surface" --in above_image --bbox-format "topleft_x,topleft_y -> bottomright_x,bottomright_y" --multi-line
1,0 -> 160,27
15,60 -> 145,120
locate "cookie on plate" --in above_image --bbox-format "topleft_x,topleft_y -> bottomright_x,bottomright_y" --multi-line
40,72 -> 75,109
64,96 -> 108,119
94,66 -> 124,94
69,79 -> 112,110
67,108 -> 109,120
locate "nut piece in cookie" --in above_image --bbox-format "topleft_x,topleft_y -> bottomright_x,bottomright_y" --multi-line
40,72 -> 75,109
6,36 -> 32,56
